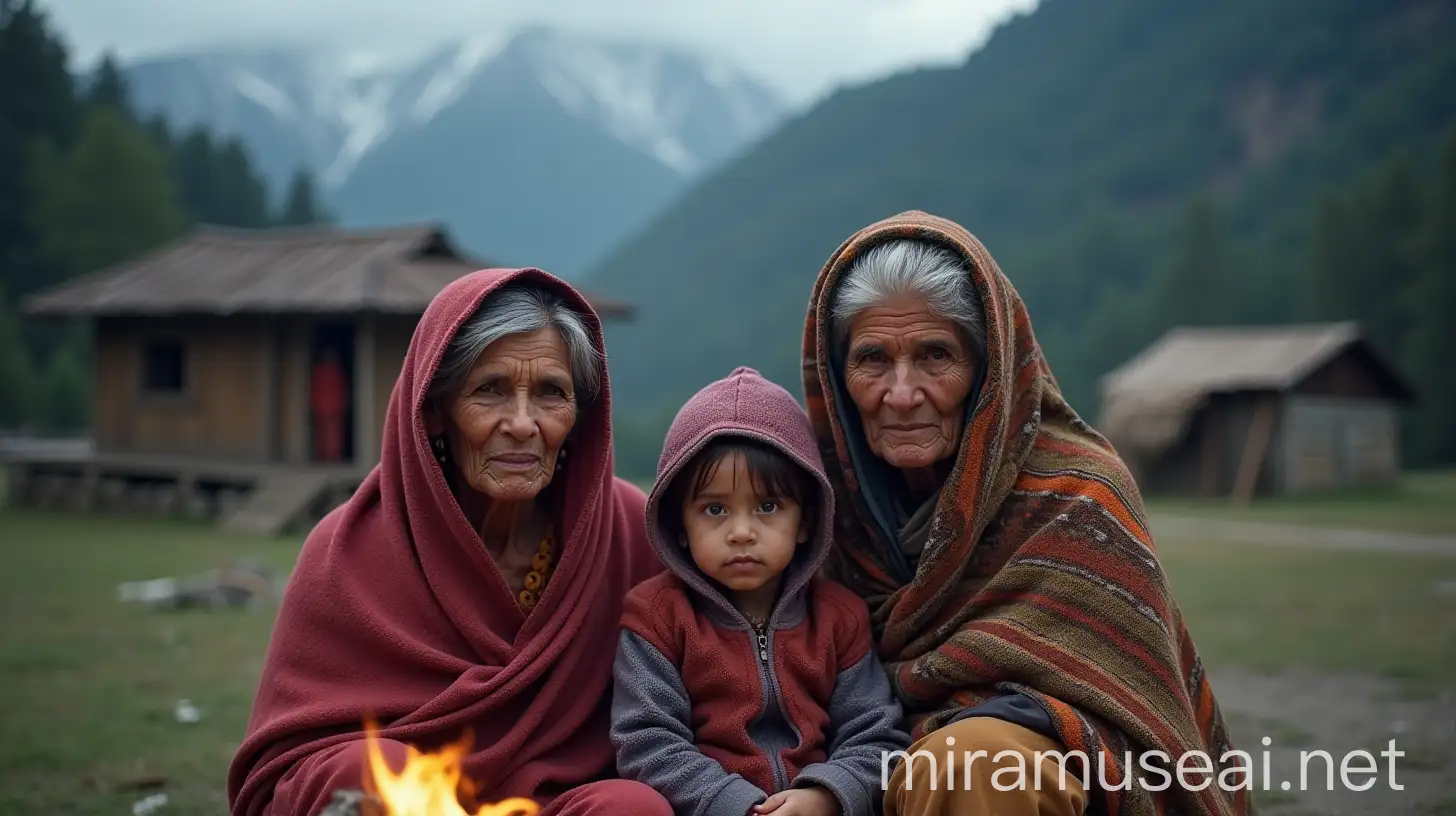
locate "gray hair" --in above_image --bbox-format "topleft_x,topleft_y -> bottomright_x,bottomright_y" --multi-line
428,282 -> 602,409
830,239 -> 987,359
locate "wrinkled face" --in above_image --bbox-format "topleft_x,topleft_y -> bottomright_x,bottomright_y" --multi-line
842,294 -> 977,471
438,327 -> 578,503
680,451 -> 807,597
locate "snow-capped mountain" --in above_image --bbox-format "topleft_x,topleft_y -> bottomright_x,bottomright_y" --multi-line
121,27 -> 788,276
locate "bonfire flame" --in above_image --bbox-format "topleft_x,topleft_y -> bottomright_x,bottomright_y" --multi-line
362,721 -> 538,816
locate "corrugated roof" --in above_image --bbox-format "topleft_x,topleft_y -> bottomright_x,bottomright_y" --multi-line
1096,322 -> 1408,458
20,223 -> 633,318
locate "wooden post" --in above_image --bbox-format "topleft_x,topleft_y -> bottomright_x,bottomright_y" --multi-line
1198,409 -> 1221,497
286,319 -> 308,465
258,317 -> 278,463
1231,395 -> 1277,508
76,464 -> 100,511
5,461 -> 32,509
354,315 -> 377,467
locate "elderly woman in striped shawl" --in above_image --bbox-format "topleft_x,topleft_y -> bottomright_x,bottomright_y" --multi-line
802,211 -> 1251,816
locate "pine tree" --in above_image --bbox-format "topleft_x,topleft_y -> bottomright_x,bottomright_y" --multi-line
214,138 -> 270,227
29,108 -> 186,281
0,0 -> 81,300
1360,152 -> 1422,355
1403,129 -> 1456,466
1159,195 -> 1225,327
1302,191 -> 1352,321
170,129 -> 272,227
35,335 -> 88,433
1078,208 -> 1144,290
278,169 -> 331,226
0,0 -> 80,149
142,114 -> 172,156
0,285 -> 36,429
1044,206 -> 1152,410
170,127 -> 216,225
1299,159 -> 1418,343
85,51 -> 130,117
1063,206 -> 1144,312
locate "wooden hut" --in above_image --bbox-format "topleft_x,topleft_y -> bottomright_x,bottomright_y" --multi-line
10,222 -> 633,534
1097,322 -> 1415,502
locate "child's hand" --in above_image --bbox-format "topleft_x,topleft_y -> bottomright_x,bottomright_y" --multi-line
752,786 -> 840,816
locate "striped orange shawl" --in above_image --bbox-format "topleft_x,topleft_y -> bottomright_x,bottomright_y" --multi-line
801,211 -> 1249,816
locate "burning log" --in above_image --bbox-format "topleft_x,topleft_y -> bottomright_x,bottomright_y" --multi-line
334,722 -> 539,816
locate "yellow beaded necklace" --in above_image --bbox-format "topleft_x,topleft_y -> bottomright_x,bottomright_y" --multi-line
516,524 -> 556,613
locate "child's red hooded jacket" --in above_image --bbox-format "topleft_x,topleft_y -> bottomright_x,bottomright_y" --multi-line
611,366 -> 908,816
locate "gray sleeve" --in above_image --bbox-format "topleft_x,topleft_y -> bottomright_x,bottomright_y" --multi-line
610,629 -> 768,816
792,649 -> 910,816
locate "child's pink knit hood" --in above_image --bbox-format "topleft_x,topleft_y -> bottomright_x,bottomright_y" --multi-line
647,366 -> 835,626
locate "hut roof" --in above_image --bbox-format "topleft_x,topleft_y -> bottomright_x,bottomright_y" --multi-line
21,223 -> 634,319
1097,322 -> 1413,458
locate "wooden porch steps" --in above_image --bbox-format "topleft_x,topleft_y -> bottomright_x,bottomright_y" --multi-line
221,470 -> 333,537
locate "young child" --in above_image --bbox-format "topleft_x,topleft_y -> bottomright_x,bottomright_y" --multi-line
611,366 -> 909,816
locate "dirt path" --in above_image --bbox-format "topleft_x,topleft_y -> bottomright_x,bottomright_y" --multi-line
1209,669 -> 1455,815
1148,515 -> 1456,557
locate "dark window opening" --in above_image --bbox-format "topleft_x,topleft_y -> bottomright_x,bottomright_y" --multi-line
142,341 -> 186,394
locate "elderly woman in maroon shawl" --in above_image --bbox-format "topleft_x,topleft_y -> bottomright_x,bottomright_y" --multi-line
227,269 -> 670,816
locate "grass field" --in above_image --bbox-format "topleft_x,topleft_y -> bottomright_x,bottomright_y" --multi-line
1156,534 -> 1456,696
0,512 -> 305,815
1145,469 -> 1456,535
2,501 -> 1454,814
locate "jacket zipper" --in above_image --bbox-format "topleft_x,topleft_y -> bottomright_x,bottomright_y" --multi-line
751,621 -> 795,792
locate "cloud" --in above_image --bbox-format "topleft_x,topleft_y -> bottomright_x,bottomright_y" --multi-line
37,0 -> 1037,103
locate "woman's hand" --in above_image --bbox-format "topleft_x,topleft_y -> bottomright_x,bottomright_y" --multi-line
751,786 -> 840,816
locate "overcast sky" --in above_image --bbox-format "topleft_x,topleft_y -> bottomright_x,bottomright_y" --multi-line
37,0 -> 1038,104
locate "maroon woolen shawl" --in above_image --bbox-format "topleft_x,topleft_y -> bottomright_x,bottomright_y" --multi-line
227,268 -> 661,815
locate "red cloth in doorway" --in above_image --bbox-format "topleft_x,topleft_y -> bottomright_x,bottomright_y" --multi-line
310,358 -> 348,462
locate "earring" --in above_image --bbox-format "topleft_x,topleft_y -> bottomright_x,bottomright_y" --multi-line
430,436 -> 448,465
557,445 -> 568,465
